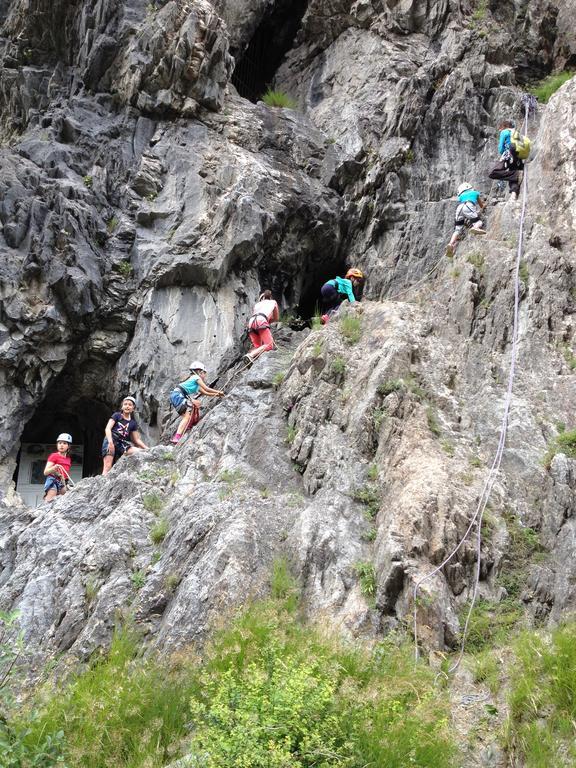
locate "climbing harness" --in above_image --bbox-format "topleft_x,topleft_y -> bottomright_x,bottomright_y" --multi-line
413,94 -> 535,671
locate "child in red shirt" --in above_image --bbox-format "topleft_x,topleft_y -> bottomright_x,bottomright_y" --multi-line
43,433 -> 73,502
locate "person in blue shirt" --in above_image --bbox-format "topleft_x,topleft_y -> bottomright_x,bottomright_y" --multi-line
489,119 -> 524,200
320,268 -> 365,323
169,361 -> 224,444
445,183 -> 486,257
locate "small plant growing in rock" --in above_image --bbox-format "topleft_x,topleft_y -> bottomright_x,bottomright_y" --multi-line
562,344 -> 576,370
519,261 -> 529,284
106,216 -> 119,233
311,315 -> 323,331
469,454 -> 483,468
164,574 -> 181,593
467,252 -> 485,271
219,469 -> 244,485
260,487 -> 270,499
150,517 -> 169,545
426,406 -> 442,437
354,561 -> 377,599
331,356 -> 346,376
378,379 -> 404,397
367,464 -> 378,481
312,340 -> 323,357
362,526 -> 377,543
261,89 -> 297,109
373,407 -> 386,432
286,425 -> 297,445
150,551 -> 161,565
142,492 -> 165,514
131,570 -> 146,590
353,486 -> 380,519
543,428 -> 576,468
272,372 -> 285,389
339,315 -> 362,345
440,439 -> 454,457
113,261 -> 133,278
403,148 -> 414,163
471,0 -> 488,21
451,268 -> 461,278
85,578 -> 99,605
83,175 -> 93,188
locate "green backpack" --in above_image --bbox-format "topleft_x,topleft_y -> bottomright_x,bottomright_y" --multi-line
510,129 -> 531,160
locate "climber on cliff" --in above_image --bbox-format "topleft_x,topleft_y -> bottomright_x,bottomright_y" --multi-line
43,433 -> 73,502
320,268 -> 365,323
488,119 -> 529,202
101,396 -> 148,474
445,183 -> 487,257
169,362 -> 224,444
243,290 -> 280,365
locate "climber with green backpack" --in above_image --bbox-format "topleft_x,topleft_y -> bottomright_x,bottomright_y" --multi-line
488,119 -> 531,201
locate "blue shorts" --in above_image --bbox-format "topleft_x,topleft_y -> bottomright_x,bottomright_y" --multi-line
101,438 -> 131,458
169,389 -> 188,414
44,476 -> 65,494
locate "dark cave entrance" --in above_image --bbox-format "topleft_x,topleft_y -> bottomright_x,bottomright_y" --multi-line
231,0 -> 309,102
13,360 -> 116,505
296,256 -> 350,321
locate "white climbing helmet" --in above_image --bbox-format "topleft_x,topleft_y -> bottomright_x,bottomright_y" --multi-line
122,396 -> 137,406
189,360 -> 207,372
457,182 -> 473,196
57,433 -> 73,444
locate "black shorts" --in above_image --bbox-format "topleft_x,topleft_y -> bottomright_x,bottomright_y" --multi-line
101,438 -> 131,458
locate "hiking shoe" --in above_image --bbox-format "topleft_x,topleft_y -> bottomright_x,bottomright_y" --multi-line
170,434 -> 181,444
445,244 -> 455,258
243,354 -> 253,368
470,225 -> 486,235
320,314 -> 330,325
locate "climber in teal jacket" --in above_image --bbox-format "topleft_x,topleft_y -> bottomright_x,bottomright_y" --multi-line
320,268 -> 365,323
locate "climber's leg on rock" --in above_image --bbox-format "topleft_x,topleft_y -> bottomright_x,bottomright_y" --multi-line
171,400 -> 201,443
101,438 -> 125,475
245,319 -> 275,363
43,476 -> 65,502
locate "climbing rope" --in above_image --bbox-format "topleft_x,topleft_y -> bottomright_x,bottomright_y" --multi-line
413,94 -> 534,670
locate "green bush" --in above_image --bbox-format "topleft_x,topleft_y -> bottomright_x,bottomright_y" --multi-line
354,561 -> 377,599
353,485 -> 381,519
142,492 -> 165,514
261,89 -> 297,109
506,622 -> 576,766
377,379 -> 404,397
530,71 -> 574,103
461,598 -> 523,652
331,356 -> 346,375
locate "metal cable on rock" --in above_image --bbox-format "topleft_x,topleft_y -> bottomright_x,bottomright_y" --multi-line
413,97 -> 533,670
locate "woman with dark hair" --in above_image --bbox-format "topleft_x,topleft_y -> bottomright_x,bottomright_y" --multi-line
244,290 -> 280,364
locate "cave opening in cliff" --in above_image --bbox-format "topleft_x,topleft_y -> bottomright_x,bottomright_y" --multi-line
231,0 -> 308,102
295,255 -> 349,323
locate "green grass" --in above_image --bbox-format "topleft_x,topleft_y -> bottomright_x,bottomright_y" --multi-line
261,88 -> 297,109
286,424 -> 297,445
149,517 -> 168,545
106,216 -> 119,233
440,439 -> 454,456
471,0 -> 487,21
142,492 -> 165,514
505,622 -> 576,766
353,485 -> 381,519
354,561 -> 377,599
219,469 -> 244,485
377,379 -> 404,397
373,406 -> 386,431
426,406 -> 441,437
467,252 -> 485,271
312,340 -> 323,357
331,356 -> 346,375
310,315 -> 323,331
519,261 -> 529,284
6,578 -> 458,768
130,570 -> 146,590
113,261 -> 133,278
530,70 -> 574,103
543,427 -> 576,468
272,371 -> 285,389
562,344 -> 576,370
83,175 -> 93,188
339,314 -> 362,345
471,649 -> 501,695
462,597 -> 524,652
367,463 -> 378,481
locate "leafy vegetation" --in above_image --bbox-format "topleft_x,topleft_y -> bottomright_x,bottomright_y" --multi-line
4,567 -> 458,768
331,356 -> 346,375
142,492 -> 165,514
261,89 -> 297,109
426,406 -> 442,437
530,70 -> 575,103
286,424 -> 297,445
505,622 -> 576,766
353,485 -> 381,519
339,314 -> 362,345
150,517 -> 169,545
543,427 -> 576,468
377,378 -> 404,397
462,598 -> 524,652
562,344 -> 576,370
113,261 -> 133,278
272,371 -> 285,389
354,561 -> 377,599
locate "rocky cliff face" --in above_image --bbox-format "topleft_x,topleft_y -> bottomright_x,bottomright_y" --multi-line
1,0 -> 575,676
